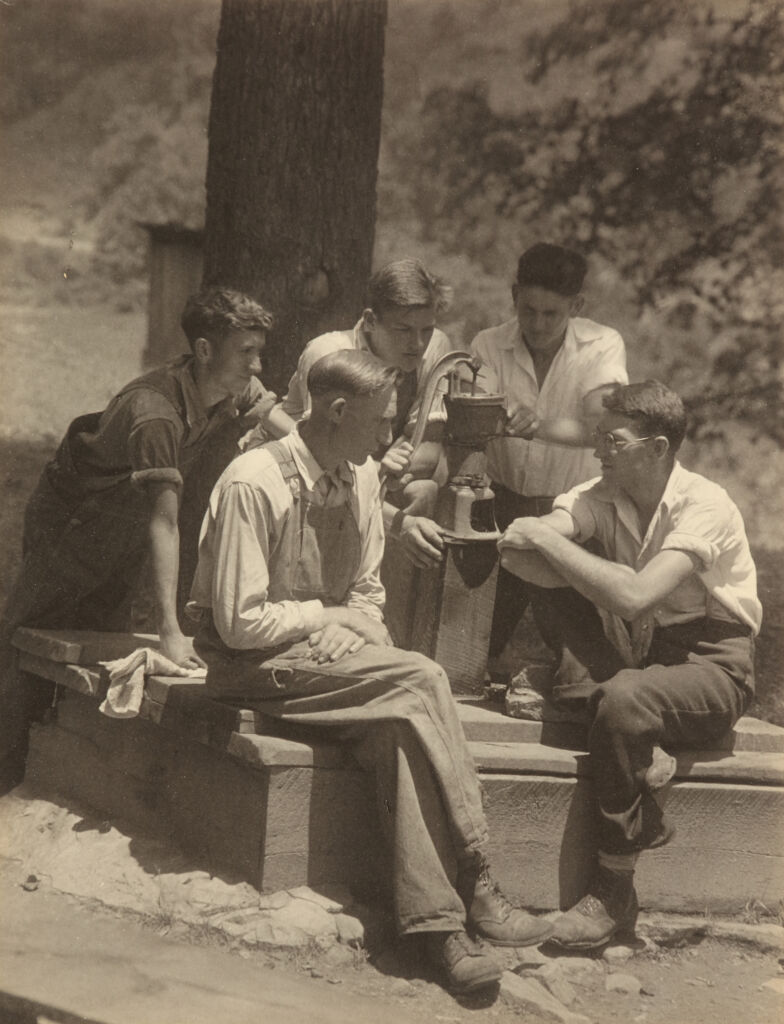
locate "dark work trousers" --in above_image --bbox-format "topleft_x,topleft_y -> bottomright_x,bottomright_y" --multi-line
488,485 -> 556,660
0,473 -> 150,783
537,587 -> 754,854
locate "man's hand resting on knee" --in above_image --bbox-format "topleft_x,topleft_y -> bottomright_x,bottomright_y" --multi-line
308,623 -> 366,664
320,607 -> 393,651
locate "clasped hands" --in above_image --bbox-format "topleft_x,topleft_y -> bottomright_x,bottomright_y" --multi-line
307,608 -> 392,665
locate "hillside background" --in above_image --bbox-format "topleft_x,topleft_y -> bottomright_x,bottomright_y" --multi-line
0,0 -> 782,719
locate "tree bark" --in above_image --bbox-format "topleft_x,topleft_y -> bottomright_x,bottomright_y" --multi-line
203,0 -> 387,392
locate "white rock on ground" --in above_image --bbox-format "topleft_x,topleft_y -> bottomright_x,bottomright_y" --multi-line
602,943 -> 635,964
605,972 -> 642,995
500,971 -> 591,1024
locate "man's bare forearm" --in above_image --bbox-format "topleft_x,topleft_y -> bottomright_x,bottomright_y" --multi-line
502,521 -> 640,617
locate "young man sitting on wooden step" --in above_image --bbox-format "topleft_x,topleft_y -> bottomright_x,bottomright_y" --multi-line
498,380 -> 760,949
188,349 -> 554,994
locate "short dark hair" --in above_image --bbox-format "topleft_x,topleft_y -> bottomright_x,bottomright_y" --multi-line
307,349 -> 397,399
180,287 -> 274,349
367,258 -> 452,317
603,380 -> 688,453
516,243 -> 587,297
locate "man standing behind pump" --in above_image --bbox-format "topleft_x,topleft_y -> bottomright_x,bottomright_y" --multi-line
251,258 -> 455,570
471,243 -> 628,686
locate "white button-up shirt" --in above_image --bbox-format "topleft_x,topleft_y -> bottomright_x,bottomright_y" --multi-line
554,461 -> 762,663
281,320 -> 455,430
188,429 -> 386,651
471,317 -> 627,496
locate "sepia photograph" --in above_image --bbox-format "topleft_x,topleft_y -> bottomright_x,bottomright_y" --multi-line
0,0 -> 782,1021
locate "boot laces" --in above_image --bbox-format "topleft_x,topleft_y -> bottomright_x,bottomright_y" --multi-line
479,864 -> 514,916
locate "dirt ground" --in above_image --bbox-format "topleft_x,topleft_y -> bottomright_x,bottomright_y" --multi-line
1,788 -> 783,1024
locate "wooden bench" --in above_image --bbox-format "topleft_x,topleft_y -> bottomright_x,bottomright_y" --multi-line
14,627 -> 784,913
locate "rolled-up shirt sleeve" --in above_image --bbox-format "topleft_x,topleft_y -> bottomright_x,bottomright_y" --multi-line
127,418 -> 185,488
659,499 -> 724,571
552,481 -> 601,543
210,479 -> 323,649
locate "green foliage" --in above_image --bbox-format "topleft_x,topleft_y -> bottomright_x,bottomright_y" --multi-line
388,0 -> 784,443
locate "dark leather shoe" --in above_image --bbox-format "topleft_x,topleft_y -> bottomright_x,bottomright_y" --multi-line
459,862 -> 554,947
550,866 -> 638,950
424,930 -> 502,994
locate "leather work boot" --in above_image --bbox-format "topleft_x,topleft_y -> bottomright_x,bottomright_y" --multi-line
424,930 -> 502,994
549,866 -> 639,950
458,861 -> 554,947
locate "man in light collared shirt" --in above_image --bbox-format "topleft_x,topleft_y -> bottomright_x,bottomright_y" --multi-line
189,350 -> 554,994
498,380 -> 761,951
471,243 -> 627,684
258,258 -> 457,570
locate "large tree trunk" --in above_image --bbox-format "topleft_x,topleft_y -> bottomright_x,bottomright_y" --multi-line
203,0 -> 387,392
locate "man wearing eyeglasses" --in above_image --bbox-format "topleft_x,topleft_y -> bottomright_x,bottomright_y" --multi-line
498,380 -> 761,951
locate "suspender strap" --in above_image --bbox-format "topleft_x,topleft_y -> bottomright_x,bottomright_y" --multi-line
263,439 -> 301,497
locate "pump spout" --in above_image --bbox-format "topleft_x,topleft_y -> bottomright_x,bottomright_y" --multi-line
378,350 -> 484,502
409,351 -> 480,450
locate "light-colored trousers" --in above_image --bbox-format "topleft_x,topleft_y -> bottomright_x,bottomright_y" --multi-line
195,624 -> 490,934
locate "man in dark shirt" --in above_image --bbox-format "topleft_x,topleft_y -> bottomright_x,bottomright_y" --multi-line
0,286 -> 281,789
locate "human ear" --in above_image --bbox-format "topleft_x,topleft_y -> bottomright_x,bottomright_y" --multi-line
193,337 -> 213,364
570,293 -> 585,316
328,396 -> 347,424
653,436 -> 670,458
361,308 -> 377,332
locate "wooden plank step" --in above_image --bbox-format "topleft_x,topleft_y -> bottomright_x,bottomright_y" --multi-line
19,647 -> 784,785
456,698 -> 784,754
12,627 -> 174,665
17,627 -> 784,754
469,739 -> 784,786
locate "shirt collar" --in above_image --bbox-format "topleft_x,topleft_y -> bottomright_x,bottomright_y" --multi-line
497,316 -> 602,355
498,318 -> 575,376
598,461 -> 685,545
497,319 -> 521,350
657,460 -> 687,514
288,426 -> 354,492
175,355 -> 237,430
570,317 -> 605,345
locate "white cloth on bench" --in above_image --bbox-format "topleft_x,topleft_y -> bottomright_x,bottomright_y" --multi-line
99,648 -> 203,719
